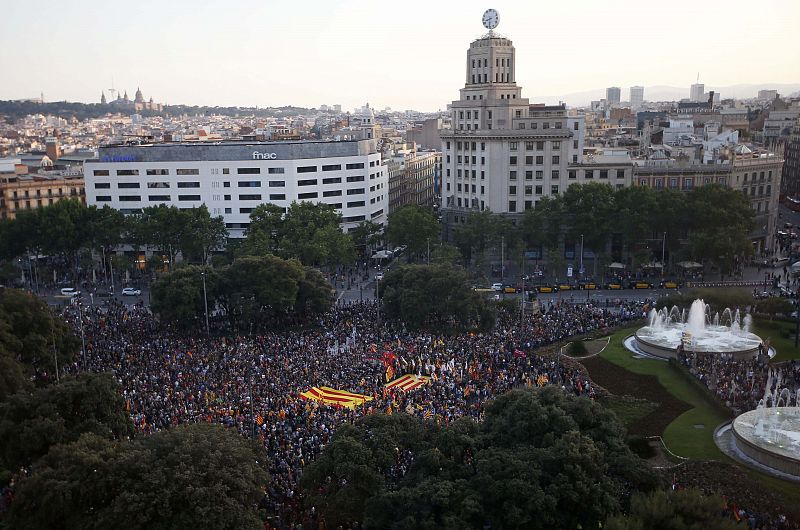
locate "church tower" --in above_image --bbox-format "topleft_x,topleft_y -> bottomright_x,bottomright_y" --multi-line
135,87 -> 144,104
101,91 -> 107,105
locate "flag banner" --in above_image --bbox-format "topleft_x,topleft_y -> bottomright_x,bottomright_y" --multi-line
299,386 -> 373,410
385,364 -> 395,382
385,374 -> 431,392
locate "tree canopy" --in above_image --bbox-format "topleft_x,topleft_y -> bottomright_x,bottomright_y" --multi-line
4,423 -> 270,530
605,488 -> 740,530
379,264 -> 494,330
385,205 -> 440,261
302,386 -> 658,529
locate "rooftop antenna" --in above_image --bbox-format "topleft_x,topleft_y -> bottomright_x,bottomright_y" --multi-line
108,77 -> 118,100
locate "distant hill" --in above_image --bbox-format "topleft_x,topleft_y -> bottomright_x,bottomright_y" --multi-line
531,83 -> 800,107
0,100 -> 320,122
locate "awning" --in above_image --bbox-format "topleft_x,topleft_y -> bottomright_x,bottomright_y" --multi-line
677,261 -> 702,269
608,262 -> 625,269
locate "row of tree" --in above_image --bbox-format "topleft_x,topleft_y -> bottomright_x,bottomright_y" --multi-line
449,183 -> 755,275
150,256 -> 334,330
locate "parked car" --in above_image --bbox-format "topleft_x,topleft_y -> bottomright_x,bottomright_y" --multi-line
660,280 -> 681,289
629,281 -> 653,289
536,285 -> 556,293
491,282 -> 503,291
503,285 -> 517,294
60,287 -> 80,297
605,279 -> 624,290
579,281 -> 599,290
122,287 -> 142,296
375,272 -> 385,281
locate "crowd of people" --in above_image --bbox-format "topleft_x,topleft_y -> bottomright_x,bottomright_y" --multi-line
56,297 -> 642,527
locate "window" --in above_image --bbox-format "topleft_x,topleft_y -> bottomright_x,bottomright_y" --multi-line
551,185 -> 559,194
574,122 -> 579,131
347,201 -> 365,208
222,168 -> 230,175
148,195 -> 170,201
481,143 -> 485,150
536,156 -> 544,165
223,182 -> 230,187
599,170 -> 608,179
370,209 -> 384,219
268,167 -> 285,174
147,182 -> 170,188
94,182 -> 111,189
237,167 -> 261,174
93,170 -> 110,176
525,185 -> 533,195
536,170 -> 544,179
177,182 -> 200,188
224,195 -> 231,200
224,207 -> 232,213
509,186 -> 517,194
510,142 -> 518,151
297,166 -> 317,173
323,190 -> 342,197
568,170 -> 576,179
239,194 -> 262,200
535,186 -> 543,195
543,122 -> 550,129
298,192 -> 319,199
585,170 -> 594,179
269,194 -> 286,201
346,188 -> 365,195
684,178 -> 693,189
178,195 -> 201,201
298,179 -> 318,186
96,196 -> 111,202
323,177 -> 342,184
118,182 -> 140,188
508,200 -> 517,212
119,195 -> 141,201
525,156 -> 534,165
552,156 -> 560,164
238,181 -> 261,187
510,171 -> 518,181
346,175 -> 364,182
322,164 -> 341,171
116,169 -> 139,176
176,169 -> 199,175
525,171 -> 533,180
239,208 -> 254,214
509,156 -> 517,165
551,170 -> 559,179
146,169 -> 169,175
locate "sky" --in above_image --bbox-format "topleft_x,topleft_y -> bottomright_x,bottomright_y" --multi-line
2,0 -> 799,111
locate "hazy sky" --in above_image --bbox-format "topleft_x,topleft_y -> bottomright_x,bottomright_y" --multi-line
2,0 -> 799,111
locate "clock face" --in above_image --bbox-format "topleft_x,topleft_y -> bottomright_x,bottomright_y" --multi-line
482,8 -> 499,30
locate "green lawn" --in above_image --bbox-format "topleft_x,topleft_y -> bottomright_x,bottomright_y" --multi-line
751,317 -> 800,362
599,394 -> 658,428
601,328 -> 728,459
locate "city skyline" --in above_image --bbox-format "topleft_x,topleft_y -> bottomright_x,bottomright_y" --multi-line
1,0 -> 799,111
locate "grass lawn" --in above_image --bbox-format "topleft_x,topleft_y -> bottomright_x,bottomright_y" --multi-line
599,394 -> 658,428
598,327 -> 728,459
751,317 -> 800,362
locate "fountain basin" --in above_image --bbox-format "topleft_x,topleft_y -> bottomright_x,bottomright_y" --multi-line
731,408 -> 800,477
635,324 -> 762,360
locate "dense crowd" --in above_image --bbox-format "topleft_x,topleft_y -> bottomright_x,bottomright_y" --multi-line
57,298 -> 642,528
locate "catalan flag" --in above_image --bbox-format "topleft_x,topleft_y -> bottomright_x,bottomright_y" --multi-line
255,413 -> 264,426
299,386 -> 373,410
385,374 -> 431,392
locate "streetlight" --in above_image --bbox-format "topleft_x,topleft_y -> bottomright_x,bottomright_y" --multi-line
201,271 -> 210,337
579,234 -> 584,280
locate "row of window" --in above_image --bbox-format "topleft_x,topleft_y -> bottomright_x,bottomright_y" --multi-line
447,140 -> 571,152
94,182 -> 201,189
94,195 -> 369,208
93,163 -> 368,178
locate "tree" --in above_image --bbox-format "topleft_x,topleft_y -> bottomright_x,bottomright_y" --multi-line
350,220 -> 383,257
180,205 -> 229,264
563,183 -> 617,274
605,488 -> 740,530
0,288 -> 78,398
302,387 -> 658,529
379,264 -> 494,329
296,266 -> 335,315
133,204 -> 190,267
38,199 -> 90,274
150,266 -> 223,329
385,205 -> 440,261
755,296 -> 794,319
685,185 -> 755,273
4,424 -> 270,530
240,203 -> 285,256
279,202 -> 355,267
521,196 -> 563,253
453,209 -> 505,264
614,186 -> 658,256
0,373 -> 133,472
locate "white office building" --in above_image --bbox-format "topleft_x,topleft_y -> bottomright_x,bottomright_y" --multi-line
84,139 -> 388,237
690,83 -> 705,102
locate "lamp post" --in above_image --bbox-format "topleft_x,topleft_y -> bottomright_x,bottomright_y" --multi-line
662,232 -> 666,277
201,271 -> 210,337
579,234 -> 584,280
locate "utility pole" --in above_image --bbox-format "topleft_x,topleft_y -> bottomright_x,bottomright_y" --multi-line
201,271 -> 210,337
579,234 -> 584,279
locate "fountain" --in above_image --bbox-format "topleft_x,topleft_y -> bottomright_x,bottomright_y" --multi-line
632,299 -> 764,360
728,369 -> 800,478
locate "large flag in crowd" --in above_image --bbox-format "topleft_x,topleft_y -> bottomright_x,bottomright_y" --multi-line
299,386 -> 373,410
385,374 -> 431,392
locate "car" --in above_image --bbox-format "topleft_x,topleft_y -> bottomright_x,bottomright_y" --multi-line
536,285 -> 556,293
503,285 -> 517,294
660,280 -> 681,289
491,283 -> 503,291
579,281 -> 599,290
375,272 -> 384,281
629,281 -> 653,289
557,283 -> 573,291
785,222 -> 794,229
605,280 -> 624,290
60,287 -> 80,297
122,287 -> 142,296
